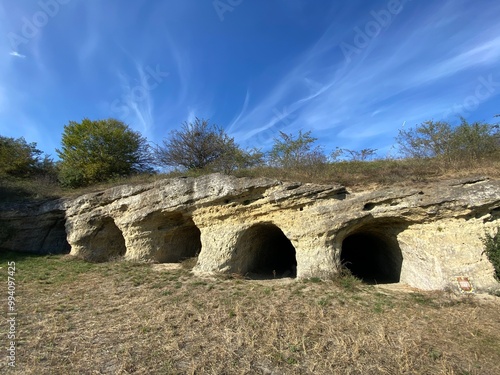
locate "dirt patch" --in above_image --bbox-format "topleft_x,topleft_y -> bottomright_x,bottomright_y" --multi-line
151,263 -> 183,271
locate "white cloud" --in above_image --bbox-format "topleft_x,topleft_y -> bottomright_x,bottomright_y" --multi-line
9,51 -> 26,58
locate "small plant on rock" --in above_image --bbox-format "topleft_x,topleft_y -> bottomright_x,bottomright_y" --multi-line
331,263 -> 362,291
482,227 -> 500,281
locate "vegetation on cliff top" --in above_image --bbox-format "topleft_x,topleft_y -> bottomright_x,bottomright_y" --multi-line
1,116 -> 499,201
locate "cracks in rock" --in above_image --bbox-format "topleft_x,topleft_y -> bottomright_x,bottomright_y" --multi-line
269,186 -> 348,205
361,191 -> 424,212
470,203 -> 500,223
450,176 -> 489,187
218,186 -> 268,207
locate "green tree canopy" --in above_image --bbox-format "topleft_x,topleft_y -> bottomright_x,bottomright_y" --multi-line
0,136 -> 44,177
57,118 -> 152,187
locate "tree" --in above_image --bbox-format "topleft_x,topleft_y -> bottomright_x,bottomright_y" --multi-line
208,147 -> 265,174
449,118 -> 499,161
268,130 -> 326,168
0,136 -> 44,177
57,118 -> 152,187
396,118 -> 499,162
342,148 -> 378,161
154,118 -> 256,172
396,120 -> 453,159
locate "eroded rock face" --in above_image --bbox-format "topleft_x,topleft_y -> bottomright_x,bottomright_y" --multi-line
1,173 -> 499,292
0,199 -> 70,255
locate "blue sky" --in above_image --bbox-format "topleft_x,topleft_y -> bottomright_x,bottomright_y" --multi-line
1,0 -> 499,159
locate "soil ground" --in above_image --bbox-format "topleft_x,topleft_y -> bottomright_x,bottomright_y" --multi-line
1,252 -> 499,374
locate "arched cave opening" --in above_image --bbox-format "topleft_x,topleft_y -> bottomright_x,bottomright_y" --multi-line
89,217 -> 126,262
340,230 -> 402,284
233,223 -> 297,279
155,220 -> 202,263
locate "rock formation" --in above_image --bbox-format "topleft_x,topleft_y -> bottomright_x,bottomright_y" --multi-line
1,173 -> 499,292
0,199 -> 69,255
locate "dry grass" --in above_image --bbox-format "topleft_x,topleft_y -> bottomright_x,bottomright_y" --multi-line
1,252 -> 499,374
0,176 -> 64,203
236,157 -> 500,191
2,156 -> 500,203
0,173 -> 164,203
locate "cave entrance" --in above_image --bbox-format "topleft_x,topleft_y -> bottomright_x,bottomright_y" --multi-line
233,223 -> 297,279
155,220 -> 202,263
340,229 -> 402,284
90,217 -> 126,262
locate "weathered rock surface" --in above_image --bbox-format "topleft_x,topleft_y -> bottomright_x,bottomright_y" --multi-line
0,199 -> 70,254
1,173 -> 499,292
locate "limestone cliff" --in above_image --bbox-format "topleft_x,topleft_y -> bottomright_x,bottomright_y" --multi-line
1,174 -> 499,292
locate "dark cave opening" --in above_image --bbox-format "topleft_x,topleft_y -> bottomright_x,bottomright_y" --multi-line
90,217 -> 127,262
340,231 -> 402,284
233,223 -> 297,279
155,222 -> 202,263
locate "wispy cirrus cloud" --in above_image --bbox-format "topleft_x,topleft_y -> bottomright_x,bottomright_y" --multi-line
110,63 -> 165,138
227,0 -> 500,153
1,0 -> 499,159
408,35 -> 500,86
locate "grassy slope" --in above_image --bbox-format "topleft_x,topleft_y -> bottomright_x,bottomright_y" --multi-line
2,156 -> 500,204
1,253 -> 499,375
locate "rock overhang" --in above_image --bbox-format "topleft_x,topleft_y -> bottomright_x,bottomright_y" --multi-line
1,173 -> 499,292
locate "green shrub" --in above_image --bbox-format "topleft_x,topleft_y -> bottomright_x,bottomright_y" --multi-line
396,118 -> 499,164
268,130 -> 326,169
482,227 -> 500,280
57,118 -> 153,187
0,136 -> 46,177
